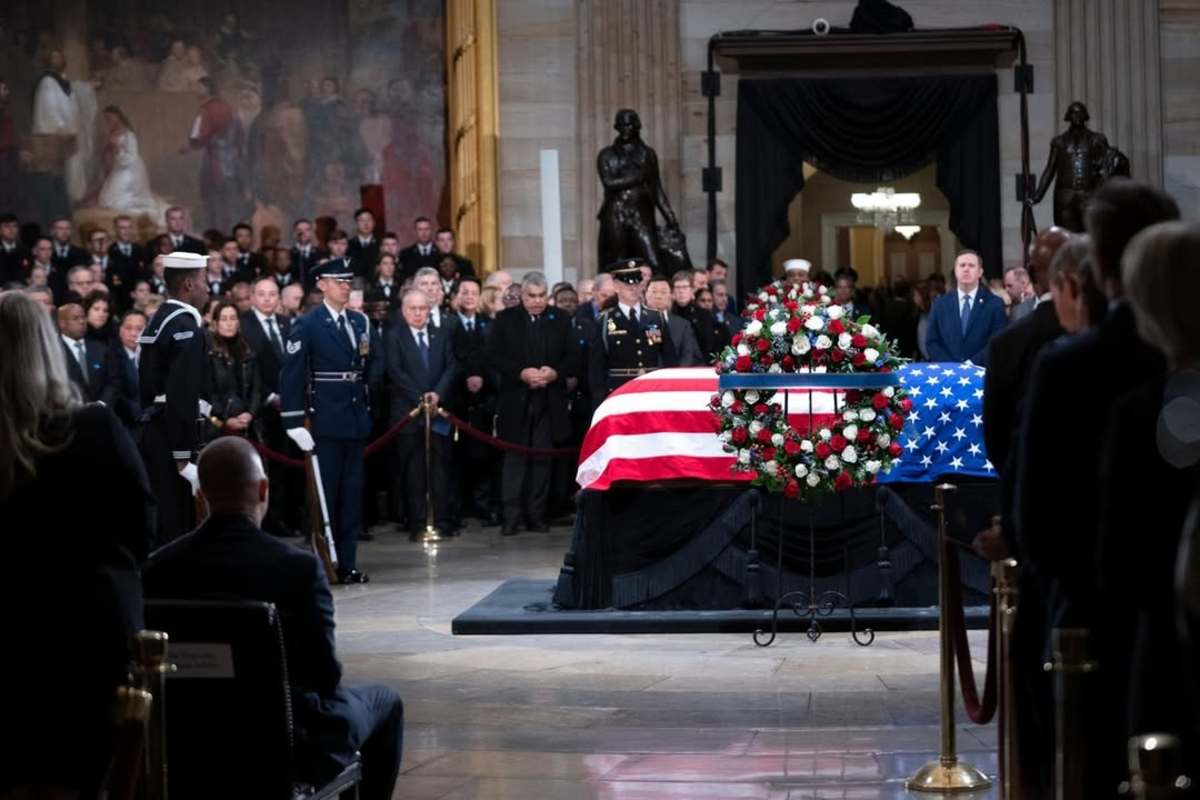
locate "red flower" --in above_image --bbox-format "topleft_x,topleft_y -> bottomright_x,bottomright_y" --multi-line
845,390 -> 862,404
760,354 -> 774,366
753,403 -> 768,415
815,442 -> 832,460
784,300 -> 798,312
888,442 -> 902,457
851,334 -> 868,348
761,447 -> 777,462
852,352 -> 866,366
889,413 -> 905,431
830,435 -> 847,453
731,333 -> 742,347
787,317 -> 802,333
784,480 -> 800,499
754,308 -> 766,321
756,428 -> 772,444
830,349 -> 845,363
834,471 -> 854,492
900,398 -> 913,412
731,427 -> 748,444
784,439 -> 801,456
735,356 -> 752,372
781,355 -> 795,370
709,394 -> 720,409
765,285 -> 777,296
756,338 -> 770,352
880,366 -> 892,373
856,427 -> 872,443
828,319 -> 845,335
872,392 -> 889,410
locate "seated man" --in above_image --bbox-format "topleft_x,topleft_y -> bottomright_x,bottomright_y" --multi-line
142,437 -> 403,800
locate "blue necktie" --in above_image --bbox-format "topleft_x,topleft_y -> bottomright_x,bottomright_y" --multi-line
960,294 -> 972,334
417,330 -> 429,368
337,313 -> 354,348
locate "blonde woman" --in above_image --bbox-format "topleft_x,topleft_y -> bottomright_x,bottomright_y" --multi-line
0,290 -> 155,797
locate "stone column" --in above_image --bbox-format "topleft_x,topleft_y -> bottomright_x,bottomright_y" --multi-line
1054,0 -> 1164,186
576,0 -> 683,277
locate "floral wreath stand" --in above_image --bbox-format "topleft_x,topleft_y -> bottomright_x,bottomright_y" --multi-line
718,371 -> 905,648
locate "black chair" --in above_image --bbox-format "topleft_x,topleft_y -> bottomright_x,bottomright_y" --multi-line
144,599 -> 361,800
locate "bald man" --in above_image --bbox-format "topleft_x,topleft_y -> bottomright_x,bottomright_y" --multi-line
143,438 -> 404,800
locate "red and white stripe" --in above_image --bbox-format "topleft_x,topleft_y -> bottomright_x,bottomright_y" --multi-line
576,367 -> 840,491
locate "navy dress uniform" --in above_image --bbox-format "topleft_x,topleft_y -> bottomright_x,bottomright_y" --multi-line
137,251 -> 211,544
588,265 -> 673,409
279,262 -> 376,583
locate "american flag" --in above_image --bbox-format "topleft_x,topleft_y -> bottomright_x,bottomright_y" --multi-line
576,364 -> 995,491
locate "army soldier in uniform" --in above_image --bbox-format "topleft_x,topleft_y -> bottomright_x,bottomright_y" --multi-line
588,261 -> 674,409
137,251 -> 211,543
280,261 -> 376,584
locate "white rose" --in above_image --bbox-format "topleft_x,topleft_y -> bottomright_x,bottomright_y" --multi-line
827,305 -> 845,320
807,472 -> 821,487
768,363 -> 783,373
758,292 -> 768,301
763,460 -> 779,476
746,320 -> 763,336
721,391 -> 735,408
815,335 -> 832,350
842,445 -> 858,464
865,460 -> 882,474
864,348 -> 880,362
859,408 -> 876,422
861,324 -> 879,339
805,315 -> 824,332
883,387 -> 895,398
744,389 -> 759,404
738,449 -> 751,464
813,365 -> 828,373
824,454 -> 841,471
749,421 -> 763,435
819,428 -> 832,441
844,424 -> 859,441
770,321 -> 787,337
877,433 -> 891,447
737,343 -> 750,356
794,463 -> 809,478
771,433 -> 784,447
801,304 -> 816,316
838,332 -> 852,350
800,440 -> 814,453
842,409 -> 858,422
719,430 -> 732,442
792,335 -> 811,355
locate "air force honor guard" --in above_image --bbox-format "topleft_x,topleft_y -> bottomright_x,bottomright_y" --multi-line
137,251 -> 211,543
589,262 -> 674,409
280,261 -> 376,584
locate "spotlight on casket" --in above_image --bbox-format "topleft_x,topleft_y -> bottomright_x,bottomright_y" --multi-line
812,18 -> 831,36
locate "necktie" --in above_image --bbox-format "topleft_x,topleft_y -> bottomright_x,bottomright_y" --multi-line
337,313 -> 353,349
630,307 -> 639,325
465,318 -> 473,332
960,294 -> 972,334
267,317 -> 283,357
121,244 -> 130,256
75,340 -> 87,374
417,330 -> 429,368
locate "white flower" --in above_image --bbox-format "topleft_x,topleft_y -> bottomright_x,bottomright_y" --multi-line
877,433 -> 891,447
865,460 -> 882,474
805,316 -> 825,332
807,472 -> 821,487
721,391 -> 735,408
744,390 -> 759,404
842,445 -> 858,464
827,305 -> 845,320
719,430 -> 732,442
819,428 -> 832,441
883,387 -> 895,398
814,335 -> 832,350
842,409 -> 859,422
838,332 -> 852,350
792,335 -> 811,356
737,343 -> 750,356
800,440 -> 814,453
801,304 -> 816,316
864,348 -> 880,362
859,408 -> 877,422
794,463 -> 808,478
768,363 -> 783,373
824,454 -> 841,471
769,321 -> 787,337
771,433 -> 784,447
745,320 -> 763,336
749,421 -> 763,435
813,365 -> 828,373
758,292 -> 768,301
763,460 -> 779,476
738,449 -> 751,464
861,324 -> 879,339
843,424 -> 859,441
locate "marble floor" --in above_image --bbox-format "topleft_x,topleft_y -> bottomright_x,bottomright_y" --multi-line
334,520 -> 997,799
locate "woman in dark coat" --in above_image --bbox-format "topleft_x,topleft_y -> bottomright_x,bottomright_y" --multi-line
205,300 -> 263,439
0,290 -> 156,798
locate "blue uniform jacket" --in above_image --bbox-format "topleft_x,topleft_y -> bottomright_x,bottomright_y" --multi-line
279,303 -> 376,440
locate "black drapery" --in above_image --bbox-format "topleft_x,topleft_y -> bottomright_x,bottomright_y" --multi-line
735,74 -> 1002,299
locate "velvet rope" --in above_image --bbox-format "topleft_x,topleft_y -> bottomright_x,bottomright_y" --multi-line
234,413 -> 417,468
943,537 -> 999,724
437,410 -> 579,457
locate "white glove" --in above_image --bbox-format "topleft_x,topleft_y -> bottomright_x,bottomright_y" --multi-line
287,427 -> 316,452
179,462 -> 200,497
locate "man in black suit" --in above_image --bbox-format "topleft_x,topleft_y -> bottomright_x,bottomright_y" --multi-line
290,218 -> 325,286
1012,179 -> 1178,798
386,289 -> 458,538
433,227 -> 475,278
0,212 -> 26,285
486,272 -> 580,534
219,237 -> 256,287
449,277 -> 498,525
57,299 -> 117,403
231,222 -> 264,277
163,206 -> 207,254
398,216 -> 438,281
142,437 -> 404,800
669,269 -> 717,362
109,215 -> 149,307
49,217 -> 89,273
111,309 -> 145,432
28,237 -> 65,302
347,208 -> 379,282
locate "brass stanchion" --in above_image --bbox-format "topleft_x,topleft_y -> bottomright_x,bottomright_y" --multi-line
906,483 -> 992,793
993,557 -> 1020,800
411,397 -> 442,544
1121,733 -> 1193,798
133,630 -> 175,800
108,686 -> 153,800
1047,627 -> 1095,800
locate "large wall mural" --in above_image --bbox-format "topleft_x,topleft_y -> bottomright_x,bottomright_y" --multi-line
0,0 -> 446,239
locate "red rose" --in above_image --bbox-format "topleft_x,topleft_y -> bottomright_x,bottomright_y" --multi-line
830,434 -> 847,453
845,390 -> 862,404
709,394 -> 721,410
815,442 -> 832,459
784,300 -> 798,312
754,308 -> 766,321
731,333 -> 742,347
880,366 -> 892,373
756,428 -> 772,444
856,427 -> 872,443
851,352 -> 866,366
830,349 -> 845,363
889,413 -> 905,431
851,334 -> 867,348
900,398 -> 913,412
834,471 -> 853,492
730,400 -> 744,414
760,354 -> 774,366
872,392 -> 889,410
787,317 -> 802,333
828,319 -> 845,335
888,442 -> 902,457
735,356 -> 752,372
781,355 -> 795,370
784,439 -> 801,456
784,480 -> 799,499
761,447 -> 777,462
756,338 -> 770,353
753,403 -> 768,415
731,427 -> 748,444
765,285 -> 777,296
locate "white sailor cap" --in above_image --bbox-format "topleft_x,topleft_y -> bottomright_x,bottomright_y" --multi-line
783,258 -> 812,274
162,251 -> 208,270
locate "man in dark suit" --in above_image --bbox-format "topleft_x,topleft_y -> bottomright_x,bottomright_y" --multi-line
646,274 -> 701,367
58,298 -> 117,404
111,309 -> 145,432
232,222 -> 264,277
142,437 -> 404,800
924,250 -> 1008,365
1012,179 -> 1178,798
670,269 -> 716,362
433,227 -> 475,278
574,272 -> 614,324
290,218 -> 325,286
0,212 -> 27,285
109,215 -> 150,307
449,277 -> 498,525
347,208 -> 379,282
486,272 -> 581,534
163,206 -> 207,254
49,217 -> 89,273
385,289 -> 458,538
398,216 -> 438,281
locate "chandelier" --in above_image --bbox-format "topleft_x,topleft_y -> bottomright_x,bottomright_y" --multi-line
851,187 -> 920,232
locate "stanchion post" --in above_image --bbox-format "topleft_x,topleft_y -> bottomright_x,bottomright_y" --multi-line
1048,627 -> 1095,800
133,630 -> 175,800
414,397 -> 441,544
1121,733 -> 1193,798
906,482 -> 992,793
993,557 -> 1020,800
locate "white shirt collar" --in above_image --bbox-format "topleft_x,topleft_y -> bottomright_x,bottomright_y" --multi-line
619,302 -> 642,318
410,325 -> 428,340
125,346 -> 139,360
459,312 -> 476,324
61,333 -> 84,350
958,287 -> 977,303
253,308 -> 275,326
324,300 -> 346,320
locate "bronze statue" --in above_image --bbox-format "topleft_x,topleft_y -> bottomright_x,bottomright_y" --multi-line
597,108 -> 686,272
1029,101 -> 1130,232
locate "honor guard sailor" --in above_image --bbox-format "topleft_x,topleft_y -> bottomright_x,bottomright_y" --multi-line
589,261 -> 674,408
279,260 -> 377,584
137,250 -> 211,543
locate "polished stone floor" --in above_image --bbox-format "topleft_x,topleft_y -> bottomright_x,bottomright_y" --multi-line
334,520 -> 997,799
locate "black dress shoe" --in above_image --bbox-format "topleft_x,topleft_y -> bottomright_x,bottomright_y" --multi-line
337,569 -> 370,584
501,522 -> 521,536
